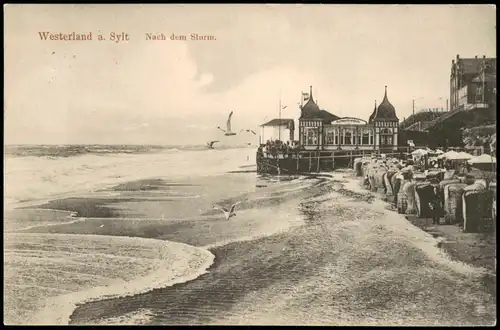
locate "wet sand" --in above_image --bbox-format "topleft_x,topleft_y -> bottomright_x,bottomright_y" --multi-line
405,215 -> 496,298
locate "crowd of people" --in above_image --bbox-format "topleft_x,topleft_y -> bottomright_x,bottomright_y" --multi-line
411,153 -> 473,174
257,140 -> 302,159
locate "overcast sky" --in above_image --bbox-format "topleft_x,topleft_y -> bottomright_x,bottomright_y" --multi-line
4,4 -> 496,145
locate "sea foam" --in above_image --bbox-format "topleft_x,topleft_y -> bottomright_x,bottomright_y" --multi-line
4,233 -> 215,325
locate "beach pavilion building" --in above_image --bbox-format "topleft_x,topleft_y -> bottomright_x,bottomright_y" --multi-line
298,86 -> 399,152
259,119 -> 295,144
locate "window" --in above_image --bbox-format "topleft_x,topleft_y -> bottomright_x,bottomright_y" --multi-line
334,129 -> 339,145
380,128 -> 392,146
369,129 -> 374,145
362,129 -> 369,145
306,128 -> 318,145
326,128 -> 334,145
344,129 -> 352,145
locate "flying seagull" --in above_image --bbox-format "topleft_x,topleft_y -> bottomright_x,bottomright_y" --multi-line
240,129 -> 257,135
213,202 -> 241,220
206,140 -> 219,149
217,111 -> 237,136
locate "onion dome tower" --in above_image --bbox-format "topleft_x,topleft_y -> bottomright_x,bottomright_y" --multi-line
368,100 -> 377,123
373,86 -> 399,122
300,86 -> 321,118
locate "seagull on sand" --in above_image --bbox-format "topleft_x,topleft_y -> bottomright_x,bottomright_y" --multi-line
213,202 -> 241,220
217,111 -> 237,136
206,140 -> 219,149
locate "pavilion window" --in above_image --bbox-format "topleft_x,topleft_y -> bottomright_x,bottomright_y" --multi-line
369,129 -> 374,145
326,128 -> 334,145
334,129 -> 339,145
306,128 -> 318,145
362,129 -> 369,145
344,129 -> 352,145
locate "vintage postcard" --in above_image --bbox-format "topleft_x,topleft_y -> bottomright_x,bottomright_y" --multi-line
3,4 -> 496,326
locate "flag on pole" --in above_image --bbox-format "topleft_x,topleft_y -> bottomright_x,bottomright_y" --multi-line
282,105 -> 287,110
302,92 -> 309,101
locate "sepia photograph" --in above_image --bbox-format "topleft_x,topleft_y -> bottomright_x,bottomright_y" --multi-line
3,4 -> 497,326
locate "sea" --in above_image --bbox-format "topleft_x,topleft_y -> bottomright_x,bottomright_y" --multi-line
3,144 -> 496,326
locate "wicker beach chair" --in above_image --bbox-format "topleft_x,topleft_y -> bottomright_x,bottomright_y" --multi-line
397,190 -> 408,214
381,172 -> 389,196
438,179 -> 461,210
374,170 -> 387,194
355,160 -> 363,177
392,176 -> 402,206
462,184 -> 493,233
490,182 -> 496,224
384,171 -> 397,201
414,182 -> 435,218
443,183 -> 467,224
403,182 -> 418,215
366,165 -> 378,192
390,171 -> 401,192
368,175 -> 377,192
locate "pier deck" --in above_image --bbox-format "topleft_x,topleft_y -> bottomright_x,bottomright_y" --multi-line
256,148 -> 411,175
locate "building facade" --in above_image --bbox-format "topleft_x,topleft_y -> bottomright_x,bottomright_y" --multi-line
426,55 -> 496,149
298,86 -> 399,151
450,54 -> 496,112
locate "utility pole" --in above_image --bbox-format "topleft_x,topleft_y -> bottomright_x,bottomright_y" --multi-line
446,99 -> 449,111
412,99 -> 415,125
482,58 -> 486,104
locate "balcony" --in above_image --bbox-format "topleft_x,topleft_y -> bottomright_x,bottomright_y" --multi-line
456,85 -> 491,111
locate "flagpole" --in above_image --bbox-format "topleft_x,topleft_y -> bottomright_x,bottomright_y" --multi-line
279,91 -> 282,142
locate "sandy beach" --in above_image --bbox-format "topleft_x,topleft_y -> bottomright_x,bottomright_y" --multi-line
8,168 -> 496,326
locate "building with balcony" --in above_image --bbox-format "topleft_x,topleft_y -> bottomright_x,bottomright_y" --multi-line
450,54 -> 496,112
426,55 -> 496,149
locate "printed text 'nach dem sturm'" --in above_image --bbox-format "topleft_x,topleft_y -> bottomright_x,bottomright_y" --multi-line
38,32 -> 217,43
